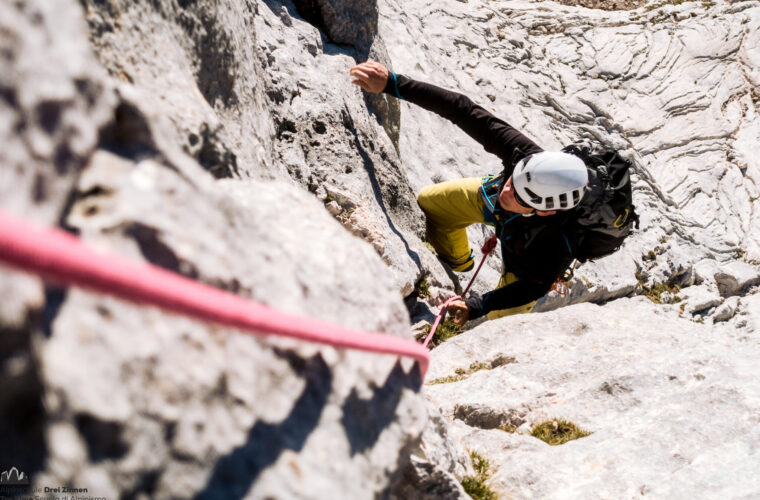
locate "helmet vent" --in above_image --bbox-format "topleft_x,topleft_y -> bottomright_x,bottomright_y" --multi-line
573,189 -> 581,205
545,197 -> 555,210
526,171 -> 532,182
559,193 -> 568,208
524,187 -> 542,204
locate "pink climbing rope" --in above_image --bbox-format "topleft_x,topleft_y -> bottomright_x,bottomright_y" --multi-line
0,209 -> 430,378
422,234 -> 498,348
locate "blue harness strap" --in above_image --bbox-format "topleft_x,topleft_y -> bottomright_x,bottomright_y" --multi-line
480,175 -> 503,225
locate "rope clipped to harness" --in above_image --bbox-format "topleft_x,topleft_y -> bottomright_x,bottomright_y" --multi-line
422,234 -> 498,348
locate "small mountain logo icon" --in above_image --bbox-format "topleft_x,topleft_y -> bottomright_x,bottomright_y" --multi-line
0,467 -> 29,485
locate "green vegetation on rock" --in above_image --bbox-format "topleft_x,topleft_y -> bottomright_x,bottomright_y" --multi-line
531,418 -> 591,446
417,275 -> 431,298
426,361 -> 493,385
636,268 -> 682,304
461,451 -> 498,500
421,319 -> 461,348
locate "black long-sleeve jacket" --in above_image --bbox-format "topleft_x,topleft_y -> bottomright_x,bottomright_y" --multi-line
383,73 -> 576,319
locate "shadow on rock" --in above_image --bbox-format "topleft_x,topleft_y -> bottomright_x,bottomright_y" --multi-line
341,360 -> 421,456
343,108 -> 421,269
193,351 -> 332,500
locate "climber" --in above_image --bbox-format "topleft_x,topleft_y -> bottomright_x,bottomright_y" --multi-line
349,61 -> 589,326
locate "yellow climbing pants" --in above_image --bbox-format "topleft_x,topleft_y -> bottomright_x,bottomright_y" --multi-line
417,177 -> 536,320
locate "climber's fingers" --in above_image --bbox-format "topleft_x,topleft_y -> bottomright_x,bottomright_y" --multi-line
350,67 -> 370,81
352,79 -> 370,91
349,62 -> 388,93
447,300 -> 470,326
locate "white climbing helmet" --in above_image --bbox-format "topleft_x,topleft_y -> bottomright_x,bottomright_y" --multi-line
512,151 -> 588,211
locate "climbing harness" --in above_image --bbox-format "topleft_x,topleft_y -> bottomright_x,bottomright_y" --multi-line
421,233 -> 498,348
0,209 -> 431,378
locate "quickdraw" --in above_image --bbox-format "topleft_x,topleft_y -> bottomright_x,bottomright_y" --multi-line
551,260 -> 578,296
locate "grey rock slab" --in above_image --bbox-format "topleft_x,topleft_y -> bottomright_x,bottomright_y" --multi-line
425,298 -> 760,498
714,261 -> 760,298
390,455 -> 470,500
81,0 -> 278,180
67,149 -> 412,336
36,150 -> 428,498
0,0 -> 115,325
390,401 -> 473,500
678,284 -> 722,315
0,0 -> 114,224
713,296 -> 740,323
0,0 -> 117,479
735,292 -> 760,333
248,0 -> 439,297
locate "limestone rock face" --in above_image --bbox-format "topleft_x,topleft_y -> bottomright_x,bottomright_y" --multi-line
426,298 -> 760,498
2,1 -> 429,498
2,0 -> 760,496
378,0 -> 760,495
381,0 -> 760,313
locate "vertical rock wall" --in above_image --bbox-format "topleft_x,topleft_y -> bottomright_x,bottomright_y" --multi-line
1,0 -> 443,498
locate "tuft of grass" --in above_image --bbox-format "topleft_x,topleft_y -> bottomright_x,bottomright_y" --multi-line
422,319 -> 462,348
461,451 -> 498,500
466,361 -> 491,373
644,0 -> 689,11
531,419 -> 591,446
426,361 -> 493,385
500,423 -> 518,433
470,451 -> 490,476
636,269 -> 681,304
417,275 -> 431,298
643,281 -> 681,304
426,374 -> 467,385
461,478 -> 498,500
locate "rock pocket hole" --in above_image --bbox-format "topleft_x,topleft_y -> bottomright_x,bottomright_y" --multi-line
531,418 -> 590,446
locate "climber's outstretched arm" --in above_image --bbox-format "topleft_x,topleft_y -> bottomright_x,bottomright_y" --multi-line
350,61 -> 543,171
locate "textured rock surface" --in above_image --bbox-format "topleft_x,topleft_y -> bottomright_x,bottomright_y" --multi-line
426,298 -> 760,498
381,0 -> 760,313
2,0 -> 430,498
2,0 -> 760,496
379,0 -> 760,496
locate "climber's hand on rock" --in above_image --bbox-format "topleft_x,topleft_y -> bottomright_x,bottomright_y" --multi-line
448,300 -> 470,326
350,61 -> 389,93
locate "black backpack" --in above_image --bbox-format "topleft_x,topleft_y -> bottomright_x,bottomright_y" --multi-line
563,144 -> 639,262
